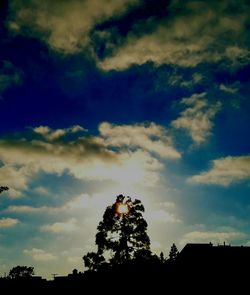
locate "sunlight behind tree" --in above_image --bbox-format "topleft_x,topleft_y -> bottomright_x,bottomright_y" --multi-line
83,194 -> 151,270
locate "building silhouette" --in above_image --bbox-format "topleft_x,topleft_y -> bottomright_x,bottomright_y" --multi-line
177,242 -> 250,268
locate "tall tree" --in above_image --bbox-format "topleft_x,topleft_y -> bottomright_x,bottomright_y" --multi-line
83,194 -> 151,269
169,243 -> 179,262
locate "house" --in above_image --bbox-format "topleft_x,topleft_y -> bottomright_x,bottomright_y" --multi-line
176,242 -> 250,279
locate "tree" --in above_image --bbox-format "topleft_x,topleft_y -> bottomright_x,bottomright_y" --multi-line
8,266 -> 34,279
169,243 -> 179,262
83,194 -> 151,269
83,252 -> 105,272
160,251 -> 165,263
0,186 -> 8,194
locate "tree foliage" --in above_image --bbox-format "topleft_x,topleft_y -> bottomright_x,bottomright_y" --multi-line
8,266 -> 34,279
83,194 -> 151,269
83,252 -> 105,272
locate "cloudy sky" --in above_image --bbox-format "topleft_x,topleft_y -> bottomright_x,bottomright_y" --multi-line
0,0 -> 250,278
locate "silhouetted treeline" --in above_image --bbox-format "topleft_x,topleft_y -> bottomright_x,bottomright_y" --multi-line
1,243 -> 250,293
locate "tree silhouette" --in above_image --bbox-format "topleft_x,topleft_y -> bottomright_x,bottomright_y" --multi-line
160,251 -> 165,263
169,243 -> 179,262
83,194 -> 151,269
0,186 -> 8,194
8,266 -> 34,279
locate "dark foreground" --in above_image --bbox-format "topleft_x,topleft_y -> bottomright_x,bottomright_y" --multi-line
0,262 -> 249,293
1,243 -> 250,293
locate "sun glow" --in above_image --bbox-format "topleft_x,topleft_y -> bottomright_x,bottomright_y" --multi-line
116,202 -> 129,215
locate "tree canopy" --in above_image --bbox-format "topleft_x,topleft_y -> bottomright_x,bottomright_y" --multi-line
83,194 -> 151,270
8,266 -> 34,279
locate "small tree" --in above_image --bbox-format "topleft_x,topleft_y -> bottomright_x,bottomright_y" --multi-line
0,186 -> 8,194
8,266 -> 34,279
169,243 -> 179,262
83,194 -> 151,270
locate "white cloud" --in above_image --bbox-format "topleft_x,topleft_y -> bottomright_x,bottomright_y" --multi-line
7,0 -> 249,70
64,194 -> 94,210
188,155 -> 250,186
171,93 -> 221,144
180,230 -> 245,245
6,193 -> 112,215
8,0 -> 140,54
23,248 -> 57,261
0,121 -> 179,196
0,166 -> 31,197
41,218 -> 78,233
0,217 -> 19,227
5,191 -> 129,222
145,209 -> 180,224
97,0 -> 249,70
5,188 -> 22,198
224,46 -> 250,67
98,122 -> 181,159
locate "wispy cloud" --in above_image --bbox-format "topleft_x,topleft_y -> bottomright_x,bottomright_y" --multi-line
0,217 -> 19,227
23,248 -> 57,261
168,72 -> 203,88
171,93 -> 221,144
6,205 -> 49,213
188,155 -> 250,186
219,83 -> 239,94
0,166 -> 31,198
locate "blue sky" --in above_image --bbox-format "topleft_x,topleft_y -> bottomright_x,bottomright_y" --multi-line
0,0 -> 250,278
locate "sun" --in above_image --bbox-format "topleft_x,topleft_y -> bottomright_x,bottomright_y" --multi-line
116,202 -> 129,215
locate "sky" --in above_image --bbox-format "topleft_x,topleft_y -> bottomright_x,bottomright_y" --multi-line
0,0 -> 250,278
